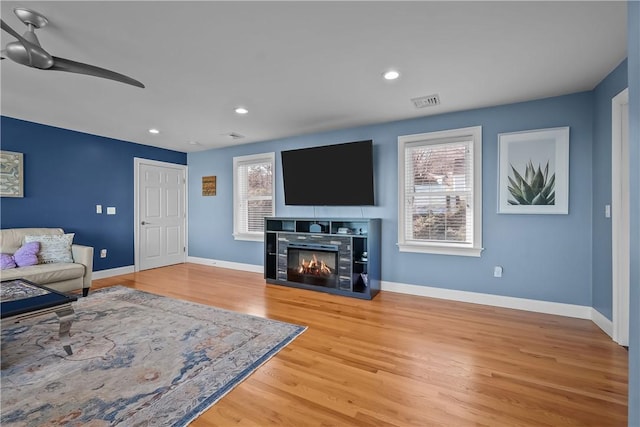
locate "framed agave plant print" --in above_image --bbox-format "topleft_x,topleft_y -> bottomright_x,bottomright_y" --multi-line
498,127 -> 569,214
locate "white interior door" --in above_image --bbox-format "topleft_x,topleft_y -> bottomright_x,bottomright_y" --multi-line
612,88 -> 629,346
135,159 -> 187,271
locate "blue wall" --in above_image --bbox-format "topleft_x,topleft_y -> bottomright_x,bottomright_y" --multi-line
627,1 -> 639,425
592,59 -> 629,320
189,91 -> 595,306
0,14 -> 636,418
0,117 -> 187,271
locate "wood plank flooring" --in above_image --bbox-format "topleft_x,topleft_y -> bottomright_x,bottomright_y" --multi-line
91,263 -> 628,426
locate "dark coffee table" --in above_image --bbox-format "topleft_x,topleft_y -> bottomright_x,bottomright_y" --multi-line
1,279 -> 77,355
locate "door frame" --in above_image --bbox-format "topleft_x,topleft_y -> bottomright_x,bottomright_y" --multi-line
611,88 -> 629,346
134,158 -> 188,272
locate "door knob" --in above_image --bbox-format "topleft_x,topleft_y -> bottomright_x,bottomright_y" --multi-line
141,221 -> 154,225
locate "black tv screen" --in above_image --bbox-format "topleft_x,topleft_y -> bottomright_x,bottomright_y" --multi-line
281,140 -> 374,206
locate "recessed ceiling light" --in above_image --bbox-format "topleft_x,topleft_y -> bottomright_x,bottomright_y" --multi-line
234,107 -> 249,115
383,70 -> 400,80
148,128 -> 160,134
187,141 -> 201,146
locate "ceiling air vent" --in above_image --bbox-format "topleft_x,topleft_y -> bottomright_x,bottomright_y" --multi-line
227,132 -> 245,140
411,94 -> 441,109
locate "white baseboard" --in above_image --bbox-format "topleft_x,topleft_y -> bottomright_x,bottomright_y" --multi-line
590,308 -> 614,338
104,259 -> 612,335
92,265 -> 135,280
187,256 -> 263,274
381,280 -> 593,320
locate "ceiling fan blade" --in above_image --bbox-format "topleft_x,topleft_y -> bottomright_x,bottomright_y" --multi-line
1,19 -> 27,45
50,56 -> 145,88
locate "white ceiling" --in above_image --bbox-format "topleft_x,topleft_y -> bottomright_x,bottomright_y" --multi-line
0,1 -> 627,153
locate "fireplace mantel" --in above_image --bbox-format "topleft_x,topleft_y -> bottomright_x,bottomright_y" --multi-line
264,217 -> 380,300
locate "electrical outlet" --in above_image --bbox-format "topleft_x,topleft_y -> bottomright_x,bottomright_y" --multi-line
100,249 -> 107,258
493,266 -> 503,278
96,204 -> 102,214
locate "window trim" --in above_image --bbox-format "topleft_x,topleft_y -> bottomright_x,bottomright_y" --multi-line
232,152 -> 275,242
397,126 -> 483,257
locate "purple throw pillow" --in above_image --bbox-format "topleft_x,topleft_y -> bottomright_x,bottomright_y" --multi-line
13,241 -> 40,267
0,253 -> 16,270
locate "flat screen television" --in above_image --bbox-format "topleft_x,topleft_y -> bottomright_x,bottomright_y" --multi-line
281,140 -> 375,206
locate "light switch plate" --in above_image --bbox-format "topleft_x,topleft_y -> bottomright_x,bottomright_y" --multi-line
96,204 -> 102,214
107,207 -> 116,215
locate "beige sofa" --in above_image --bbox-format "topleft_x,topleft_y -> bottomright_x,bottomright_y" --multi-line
0,228 -> 93,296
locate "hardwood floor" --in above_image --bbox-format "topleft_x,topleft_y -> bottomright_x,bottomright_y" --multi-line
91,263 -> 628,426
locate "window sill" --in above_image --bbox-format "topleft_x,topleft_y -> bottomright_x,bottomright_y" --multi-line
233,233 -> 264,242
397,242 -> 483,257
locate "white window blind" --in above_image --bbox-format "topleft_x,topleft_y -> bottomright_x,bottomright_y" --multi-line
398,127 -> 482,256
233,153 -> 275,241
404,139 -> 473,243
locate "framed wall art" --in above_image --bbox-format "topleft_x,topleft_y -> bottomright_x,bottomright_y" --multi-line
498,127 -> 569,214
0,150 -> 24,198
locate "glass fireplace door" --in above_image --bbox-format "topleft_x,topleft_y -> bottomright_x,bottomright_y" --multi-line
287,246 -> 339,288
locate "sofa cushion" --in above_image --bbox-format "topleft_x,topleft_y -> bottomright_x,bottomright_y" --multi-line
0,242 -> 40,269
0,262 -> 85,285
1,253 -> 17,270
13,241 -> 40,267
0,228 -> 64,254
24,233 -> 75,264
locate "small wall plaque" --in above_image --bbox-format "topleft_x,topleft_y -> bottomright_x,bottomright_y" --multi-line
202,176 -> 216,196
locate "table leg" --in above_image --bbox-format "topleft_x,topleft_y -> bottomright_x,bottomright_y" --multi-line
56,307 -> 75,355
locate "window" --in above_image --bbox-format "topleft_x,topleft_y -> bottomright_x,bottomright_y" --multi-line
398,126 -> 482,256
233,152 -> 275,241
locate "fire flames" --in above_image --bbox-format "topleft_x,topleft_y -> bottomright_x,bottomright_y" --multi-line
298,254 -> 333,276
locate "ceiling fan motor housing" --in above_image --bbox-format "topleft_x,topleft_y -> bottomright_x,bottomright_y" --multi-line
3,8 -> 53,68
5,38 -> 53,69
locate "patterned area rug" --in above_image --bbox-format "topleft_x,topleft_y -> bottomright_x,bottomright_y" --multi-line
1,286 -> 306,426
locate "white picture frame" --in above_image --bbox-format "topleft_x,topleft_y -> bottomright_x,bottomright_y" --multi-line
498,127 -> 569,214
0,150 -> 24,198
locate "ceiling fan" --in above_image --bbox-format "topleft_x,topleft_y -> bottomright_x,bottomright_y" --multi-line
1,7 -> 144,88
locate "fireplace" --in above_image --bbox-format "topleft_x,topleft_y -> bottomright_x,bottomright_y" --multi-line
265,218 -> 380,299
287,244 -> 339,288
